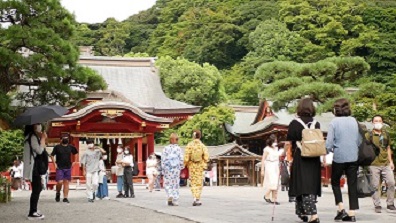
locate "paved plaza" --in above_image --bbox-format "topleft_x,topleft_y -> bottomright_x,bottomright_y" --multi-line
1,185 -> 395,223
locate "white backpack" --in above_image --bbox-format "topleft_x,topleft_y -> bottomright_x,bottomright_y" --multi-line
295,118 -> 327,157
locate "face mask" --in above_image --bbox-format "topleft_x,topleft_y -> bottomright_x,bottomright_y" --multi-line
117,148 -> 123,153
272,143 -> 278,148
124,150 -> 129,155
374,123 -> 383,130
35,125 -> 42,133
87,143 -> 94,149
62,138 -> 69,145
103,155 -> 108,160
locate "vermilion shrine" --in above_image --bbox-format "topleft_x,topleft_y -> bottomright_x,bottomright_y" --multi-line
47,56 -> 200,181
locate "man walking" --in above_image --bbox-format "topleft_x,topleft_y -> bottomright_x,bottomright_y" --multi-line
81,139 -> 106,203
184,130 -> 209,206
50,136 -> 78,203
367,115 -> 395,213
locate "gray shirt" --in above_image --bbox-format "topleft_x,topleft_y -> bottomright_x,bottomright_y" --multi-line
326,116 -> 361,163
23,134 -> 44,181
81,149 -> 101,173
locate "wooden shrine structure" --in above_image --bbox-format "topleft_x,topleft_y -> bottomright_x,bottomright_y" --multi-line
47,56 -> 200,181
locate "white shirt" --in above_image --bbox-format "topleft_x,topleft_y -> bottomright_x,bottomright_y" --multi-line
12,165 -> 23,178
122,155 -> 134,167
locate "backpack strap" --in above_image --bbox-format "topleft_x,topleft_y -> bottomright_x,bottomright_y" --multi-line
295,118 -> 309,129
310,120 -> 317,129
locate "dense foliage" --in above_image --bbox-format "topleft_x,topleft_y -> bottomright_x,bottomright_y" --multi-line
2,0 -> 396,149
157,106 -> 235,146
0,130 -> 24,172
156,57 -> 225,107
0,0 -> 106,110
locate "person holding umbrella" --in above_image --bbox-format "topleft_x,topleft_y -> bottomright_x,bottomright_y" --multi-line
22,124 -> 47,220
16,105 -> 68,220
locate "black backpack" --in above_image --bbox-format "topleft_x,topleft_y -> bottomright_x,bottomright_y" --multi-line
28,134 -> 49,176
357,122 -> 379,166
132,160 -> 139,176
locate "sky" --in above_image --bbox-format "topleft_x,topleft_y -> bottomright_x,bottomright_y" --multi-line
61,0 -> 157,23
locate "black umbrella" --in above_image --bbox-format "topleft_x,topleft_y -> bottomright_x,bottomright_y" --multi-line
14,105 -> 69,126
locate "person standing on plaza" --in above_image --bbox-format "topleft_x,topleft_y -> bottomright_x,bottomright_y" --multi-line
11,160 -> 23,191
122,146 -> 135,198
81,139 -> 106,203
261,134 -> 281,205
162,133 -> 184,206
154,156 -> 162,191
96,154 -> 110,200
287,98 -> 321,223
326,98 -> 360,222
50,136 -> 78,203
23,124 -> 47,220
146,153 -> 158,192
115,145 -> 124,198
184,130 -> 209,206
367,115 -> 395,213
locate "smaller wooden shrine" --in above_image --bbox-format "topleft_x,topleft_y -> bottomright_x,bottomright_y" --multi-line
210,144 -> 261,186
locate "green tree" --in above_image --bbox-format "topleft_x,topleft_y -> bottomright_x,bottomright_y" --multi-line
152,5 -> 245,69
158,106 -> 235,146
123,7 -> 160,54
156,56 -> 225,107
0,130 -> 24,172
360,5 -> 396,82
0,0 -> 107,107
94,18 -> 130,56
255,57 -> 370,111
279,0 -> 378,57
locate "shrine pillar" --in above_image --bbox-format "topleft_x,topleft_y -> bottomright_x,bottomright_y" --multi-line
147,134 -> 155,156
137,137 -> 143,176
71,137 -> 80,162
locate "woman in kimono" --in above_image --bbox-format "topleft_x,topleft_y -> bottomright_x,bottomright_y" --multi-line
161,133 -> 184,206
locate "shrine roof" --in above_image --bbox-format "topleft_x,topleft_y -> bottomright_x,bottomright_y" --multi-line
227,109 -> 374,135
79,56 -> 201,114
53,101 -> 172,123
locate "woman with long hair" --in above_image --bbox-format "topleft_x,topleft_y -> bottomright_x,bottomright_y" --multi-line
122,146 -> 135,198
22,124 -> 47,220
261,134 -> 281,205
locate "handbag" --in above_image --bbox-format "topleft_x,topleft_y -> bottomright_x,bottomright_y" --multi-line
356,121 -> 377,166
357,168 -> 376,198
180,167 -> 189,179
132,160 -> 139,176
28,134 -> 49,176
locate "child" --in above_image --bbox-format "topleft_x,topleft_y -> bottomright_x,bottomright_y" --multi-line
96,154 -> 110,200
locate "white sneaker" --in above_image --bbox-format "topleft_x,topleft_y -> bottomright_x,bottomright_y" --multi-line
27,212 -> 45,220
103,197 -> 110,200
95,197 -> 100,201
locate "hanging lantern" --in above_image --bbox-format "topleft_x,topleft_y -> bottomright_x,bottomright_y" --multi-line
118,138 -> 122,145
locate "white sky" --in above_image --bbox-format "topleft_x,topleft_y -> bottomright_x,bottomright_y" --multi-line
61,0 -> 157,23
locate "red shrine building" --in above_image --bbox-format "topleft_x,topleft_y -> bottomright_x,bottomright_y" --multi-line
47,56 -> 200,181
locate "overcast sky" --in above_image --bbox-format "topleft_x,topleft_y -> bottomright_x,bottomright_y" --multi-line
61,0 -> 157,23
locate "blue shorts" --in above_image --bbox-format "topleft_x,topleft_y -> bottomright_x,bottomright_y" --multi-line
56,169 -> 71,181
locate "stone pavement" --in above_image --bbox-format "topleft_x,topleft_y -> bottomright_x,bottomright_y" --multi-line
1,185 -> 395,223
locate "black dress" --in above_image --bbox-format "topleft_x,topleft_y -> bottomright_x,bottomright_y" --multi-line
287,117 -> 322,198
